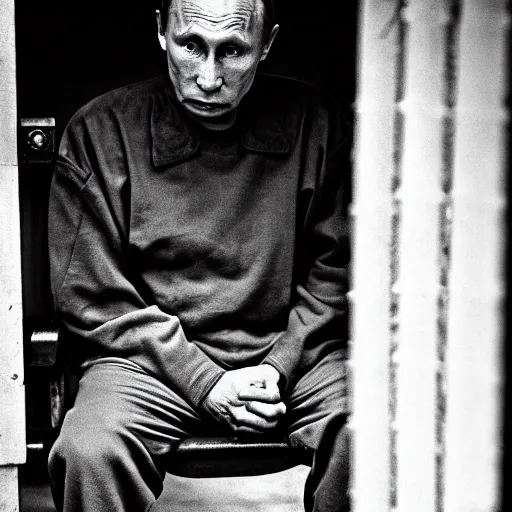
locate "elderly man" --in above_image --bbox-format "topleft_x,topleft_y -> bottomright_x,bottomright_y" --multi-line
47,0 -> 351,510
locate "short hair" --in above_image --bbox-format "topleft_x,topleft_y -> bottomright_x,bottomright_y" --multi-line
156,0 -> 276,42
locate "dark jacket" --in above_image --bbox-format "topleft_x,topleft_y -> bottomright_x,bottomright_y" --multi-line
48,73 -> 351,407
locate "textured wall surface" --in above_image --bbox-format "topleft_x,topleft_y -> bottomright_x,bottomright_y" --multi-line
1,0 -> 25,509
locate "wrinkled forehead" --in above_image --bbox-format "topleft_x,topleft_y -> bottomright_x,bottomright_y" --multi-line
169,0 -> 264,36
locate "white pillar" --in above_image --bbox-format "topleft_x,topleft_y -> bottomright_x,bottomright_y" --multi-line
351,1 -> 398,510
0,0 -> 26,509
444,1 -> 509,511
395,1 -> 446,510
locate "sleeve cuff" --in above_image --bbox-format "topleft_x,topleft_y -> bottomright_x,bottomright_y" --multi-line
186,364 -> 226,407
261,355 -> 292,394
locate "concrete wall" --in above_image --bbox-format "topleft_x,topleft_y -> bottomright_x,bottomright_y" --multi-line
0,0 -> 26,509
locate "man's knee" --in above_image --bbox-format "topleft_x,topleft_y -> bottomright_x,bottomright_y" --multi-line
48,403 -> 166,511
50,419 -> 115,473
48,404 -> 137,476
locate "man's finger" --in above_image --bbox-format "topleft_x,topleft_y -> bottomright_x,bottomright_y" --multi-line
238,381 -> 280,403
230,405 -> 279,431
245,400 -> 286,420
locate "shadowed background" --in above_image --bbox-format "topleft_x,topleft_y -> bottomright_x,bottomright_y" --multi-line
15,0 -> 357,140
15,1 -> 357,510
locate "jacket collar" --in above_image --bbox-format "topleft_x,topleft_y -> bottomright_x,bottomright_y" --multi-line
151,75 -> 290,168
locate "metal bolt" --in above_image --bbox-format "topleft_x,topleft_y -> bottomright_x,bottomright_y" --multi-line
28,130 -> 47,149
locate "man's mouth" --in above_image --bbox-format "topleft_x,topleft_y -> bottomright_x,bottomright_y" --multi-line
185,99 -> 229,112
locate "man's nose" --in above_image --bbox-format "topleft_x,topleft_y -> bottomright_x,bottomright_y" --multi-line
196,57 -> 223,92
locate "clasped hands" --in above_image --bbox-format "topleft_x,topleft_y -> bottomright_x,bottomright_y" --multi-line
202,364 -> 286,435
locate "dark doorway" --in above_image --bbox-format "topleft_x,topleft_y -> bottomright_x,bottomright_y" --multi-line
15,1 -> 357,508
15,0 -> 357,323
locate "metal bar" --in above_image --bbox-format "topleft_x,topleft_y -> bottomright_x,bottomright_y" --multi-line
26,443 -> 45,452
395,1 -> 447,510
351,1 -> 399,510
443,1 -> 509,511
20,118 -> 56,127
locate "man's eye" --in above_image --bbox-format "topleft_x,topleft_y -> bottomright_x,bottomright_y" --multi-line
184,42 -> 201,54
223,47 -> 241,58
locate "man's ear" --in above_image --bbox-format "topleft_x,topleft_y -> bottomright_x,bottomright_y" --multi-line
156,10 -> 167,51
260,24 -> 279,62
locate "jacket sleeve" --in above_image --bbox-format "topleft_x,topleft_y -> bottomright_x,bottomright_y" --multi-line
48,123 -> 225,407
262,126 -> 351,391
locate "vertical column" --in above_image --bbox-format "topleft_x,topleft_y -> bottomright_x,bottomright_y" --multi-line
351,1 -> 399,510
395,1 -> 446,511
444,1 -> 509,511
0,0 -> 26,509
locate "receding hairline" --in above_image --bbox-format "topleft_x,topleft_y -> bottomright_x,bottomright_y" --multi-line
169,0 -> 265,30
171,0 -> 266,15
158,0 -> 275,38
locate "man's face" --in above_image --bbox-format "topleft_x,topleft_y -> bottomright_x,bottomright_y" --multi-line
158,0 -> 278,125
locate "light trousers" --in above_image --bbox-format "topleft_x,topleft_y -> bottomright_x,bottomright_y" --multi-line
48,350 -> 349,512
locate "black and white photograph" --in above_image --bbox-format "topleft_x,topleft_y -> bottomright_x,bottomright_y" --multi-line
0,1 -> 509,511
